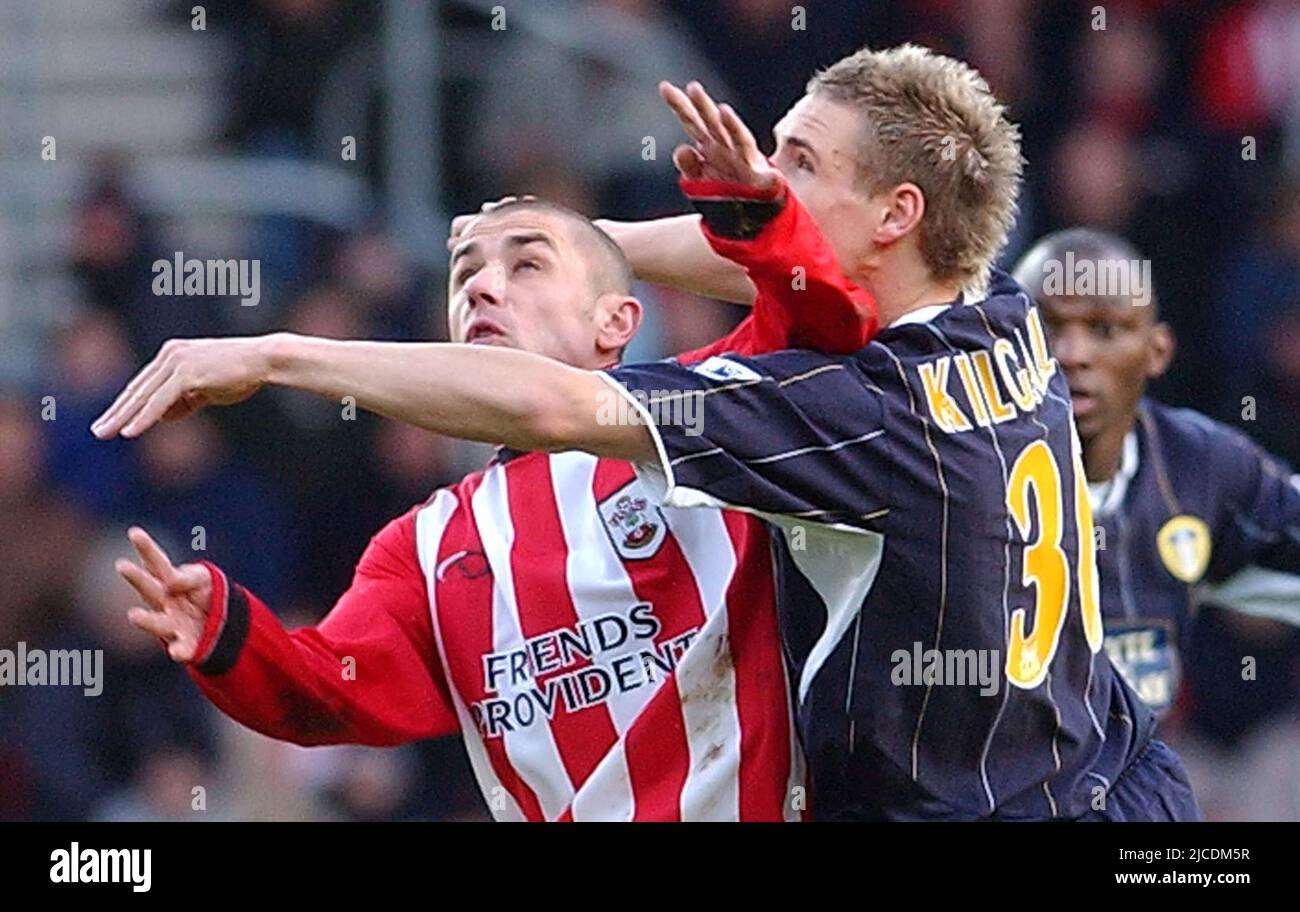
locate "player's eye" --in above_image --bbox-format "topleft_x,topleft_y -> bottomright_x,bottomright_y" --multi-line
515,258 -> 542,273
453,266 -> 478,287
1093,322 -> 1115,340
797,154 -> 814,173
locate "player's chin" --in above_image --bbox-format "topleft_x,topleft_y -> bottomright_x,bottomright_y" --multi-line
1071,402 -> 1108,439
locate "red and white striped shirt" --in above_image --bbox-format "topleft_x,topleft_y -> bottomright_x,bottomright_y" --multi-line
416,453 -> 803,820
188,454 -> 803,820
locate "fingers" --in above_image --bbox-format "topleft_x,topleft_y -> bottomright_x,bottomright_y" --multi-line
127,606 -> 178,640
92,357 -> 171,439
128,527 -> 180,588
686,82 -> 732,151
126,608 -> 197,662
165,637 -> 197,663
117,559 -> 168,611
120,372 -> 185,438
672,144 -> 705,180
446,195 -> 537,252
719,103 -> 760,159
167,562 -> 211,598
447,214 -> 476,252
161,393 -> 203,424
660,81 -> 710,146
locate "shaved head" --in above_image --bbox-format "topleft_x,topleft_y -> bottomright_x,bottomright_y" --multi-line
1014,228 -> 1173,470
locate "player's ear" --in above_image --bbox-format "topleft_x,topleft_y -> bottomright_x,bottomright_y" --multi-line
1146,321 -> 1175,379
595,294 -> 642,356
872,182 -> 926,247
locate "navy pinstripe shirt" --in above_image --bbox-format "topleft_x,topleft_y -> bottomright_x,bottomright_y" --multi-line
604,270 -> 1156,819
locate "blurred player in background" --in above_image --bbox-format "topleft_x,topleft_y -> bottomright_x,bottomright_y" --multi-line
93,86 -> 881,821
98,45 -> 1201,822
1014,228 -> 1300,714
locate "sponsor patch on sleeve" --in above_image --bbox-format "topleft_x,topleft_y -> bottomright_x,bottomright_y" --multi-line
690,356 -> 762,384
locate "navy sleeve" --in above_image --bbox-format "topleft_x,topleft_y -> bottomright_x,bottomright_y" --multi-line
601,350 -> 891,531
1207,429 -> 1300,580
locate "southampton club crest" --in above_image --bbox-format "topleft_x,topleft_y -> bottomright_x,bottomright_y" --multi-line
598,481 -> 668,560
1156,514 -> 1212,584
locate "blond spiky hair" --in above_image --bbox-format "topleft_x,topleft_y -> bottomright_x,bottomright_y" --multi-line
808,44 -> 1024,284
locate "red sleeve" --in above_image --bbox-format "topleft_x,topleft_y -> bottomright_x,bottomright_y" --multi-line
673,176 -> 879,363
184,508 -> 459,747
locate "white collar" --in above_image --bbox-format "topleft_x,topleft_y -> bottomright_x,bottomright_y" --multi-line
1086,430 -> 1139,517
888,302 -> 954,328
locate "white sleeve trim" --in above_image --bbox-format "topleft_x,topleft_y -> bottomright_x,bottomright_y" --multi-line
1197,565 -> 1300,627
596,370 -> 678,501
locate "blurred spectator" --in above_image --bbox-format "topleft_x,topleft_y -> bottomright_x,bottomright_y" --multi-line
1195,0 -> 1300,170
213,0 -> 377,152
468,0 -> 731,219
334,228 -> 438,341
11,530 -> 216,820
670,0 -> 895,138
94,748 -> 220,822
0,396 -> 93,646
71,166 -> 224,360
134,415 -> 296,606
1212,182 -> 1300,461
42,310 -> 142,521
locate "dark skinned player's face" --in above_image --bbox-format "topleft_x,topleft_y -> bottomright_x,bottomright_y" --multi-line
1038,294 -> 1173,441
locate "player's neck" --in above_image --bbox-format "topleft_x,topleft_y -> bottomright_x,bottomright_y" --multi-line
1081,417 -> 1135,482
860,258 -> 963,328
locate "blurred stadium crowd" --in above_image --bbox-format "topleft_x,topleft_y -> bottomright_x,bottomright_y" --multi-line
2,0 -> 1299,821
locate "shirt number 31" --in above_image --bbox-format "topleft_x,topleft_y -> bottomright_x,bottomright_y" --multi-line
1004,438 -> 1104,688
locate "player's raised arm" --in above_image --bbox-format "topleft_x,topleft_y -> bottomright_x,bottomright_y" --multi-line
115,520 -> 457,747
652,81 -> 879,361
594,214 -> 755,305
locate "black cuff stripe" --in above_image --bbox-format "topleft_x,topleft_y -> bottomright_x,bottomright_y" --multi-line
691,196 -> 785,241
197,585 -> 251,676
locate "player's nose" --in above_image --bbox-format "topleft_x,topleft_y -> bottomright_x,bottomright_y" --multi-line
1052,325 -> 1092,371
464,264 -> 505,309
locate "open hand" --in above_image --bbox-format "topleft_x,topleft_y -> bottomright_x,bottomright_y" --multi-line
659,81 -> 780,191
116,527 -> 213,663
91,336 -> 272,439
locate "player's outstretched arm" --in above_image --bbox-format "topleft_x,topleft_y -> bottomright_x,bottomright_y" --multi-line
92,333 -> 656,461
115,522 -> 457,747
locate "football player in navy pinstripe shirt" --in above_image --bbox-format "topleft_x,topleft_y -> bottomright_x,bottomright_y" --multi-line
1014,228 -> 1300,716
